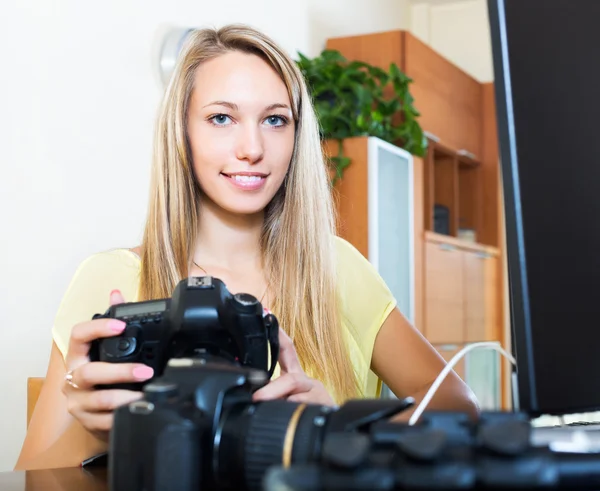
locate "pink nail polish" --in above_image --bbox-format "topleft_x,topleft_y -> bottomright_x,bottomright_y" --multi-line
133,366 -> 154,380
108,319 -> 126,332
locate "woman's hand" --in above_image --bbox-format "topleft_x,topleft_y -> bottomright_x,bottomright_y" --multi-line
62,290 -> 155,441
252,328 -> 336,406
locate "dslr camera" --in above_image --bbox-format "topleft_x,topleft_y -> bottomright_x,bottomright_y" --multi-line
89,276 -> 280,390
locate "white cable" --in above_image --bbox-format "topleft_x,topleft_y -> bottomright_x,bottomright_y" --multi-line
408,342 -> 517,426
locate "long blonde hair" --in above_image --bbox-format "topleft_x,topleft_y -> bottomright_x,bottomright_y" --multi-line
139,24 -> 358,402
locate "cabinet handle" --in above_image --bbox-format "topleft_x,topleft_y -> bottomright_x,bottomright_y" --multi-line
439,344 -> 459,351
439,243 -> 456,252
424,131 -> 441,143
476,251 -> 490,259
457,149 -> 477,160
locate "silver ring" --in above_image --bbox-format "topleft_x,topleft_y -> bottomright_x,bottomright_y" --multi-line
64,369 -> 80,389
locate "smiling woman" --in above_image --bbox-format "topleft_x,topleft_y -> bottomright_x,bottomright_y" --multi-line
15,23 -> 479,471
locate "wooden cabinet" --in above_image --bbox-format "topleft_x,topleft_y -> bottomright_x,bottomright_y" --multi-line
323,30 -> 509,407
326,30 -> 482,158
425,232 -> 500,345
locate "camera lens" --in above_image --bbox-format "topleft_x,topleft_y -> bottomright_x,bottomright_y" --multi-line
214,401 -> 329,491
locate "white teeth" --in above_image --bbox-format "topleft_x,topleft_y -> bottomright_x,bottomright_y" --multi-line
232,175 -> 263,182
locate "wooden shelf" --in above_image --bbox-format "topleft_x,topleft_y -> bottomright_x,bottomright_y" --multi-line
425,231 -> 499,256
425,139 -> 486,244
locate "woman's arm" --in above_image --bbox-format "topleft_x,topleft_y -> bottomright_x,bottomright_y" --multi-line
14,342 -> 107,470
16,292 -> 152,472
371,308 -> 480,421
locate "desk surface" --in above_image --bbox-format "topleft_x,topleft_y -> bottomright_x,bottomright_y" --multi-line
0,467 -> 107,491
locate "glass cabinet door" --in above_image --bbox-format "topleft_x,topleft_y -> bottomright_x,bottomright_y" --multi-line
368,138 -> 415,399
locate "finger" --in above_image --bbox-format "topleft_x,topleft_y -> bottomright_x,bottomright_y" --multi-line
252,373 -> 312,401
78,412 -> 115,435
66,290 -> 127,364
287,389 -> 336,406
67,318 -> 127,361
109,289 -> 126,306
287,392 -> 315,404
78,389 -> 144,413
277,328 -> 303,375
70,362 -> 154,390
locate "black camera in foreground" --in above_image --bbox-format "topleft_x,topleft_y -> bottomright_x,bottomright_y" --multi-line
91,276 -> 600,491
110,356 -> 414,491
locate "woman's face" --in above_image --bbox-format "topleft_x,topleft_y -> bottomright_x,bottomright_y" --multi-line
187,51 -> 295,216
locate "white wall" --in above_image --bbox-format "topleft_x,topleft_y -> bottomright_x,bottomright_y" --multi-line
410,0 -> 494,82
0,0 -> 409,472
307,0 -> 410,56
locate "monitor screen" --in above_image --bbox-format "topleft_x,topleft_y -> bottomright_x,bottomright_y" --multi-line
488,0 -> 600,416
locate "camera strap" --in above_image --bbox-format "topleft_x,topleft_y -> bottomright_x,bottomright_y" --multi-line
265,313 -> 280,378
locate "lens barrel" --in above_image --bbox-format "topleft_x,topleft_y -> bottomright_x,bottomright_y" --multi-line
216,400 -> 332,491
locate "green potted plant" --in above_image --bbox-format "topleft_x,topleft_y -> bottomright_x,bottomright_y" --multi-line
296,49 -> 428,181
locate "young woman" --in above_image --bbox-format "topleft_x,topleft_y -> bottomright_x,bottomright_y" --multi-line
16,24 -> 478,470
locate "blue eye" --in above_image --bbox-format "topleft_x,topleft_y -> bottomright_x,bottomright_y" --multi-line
265,115 -> 287,127
210,114 -> 232,126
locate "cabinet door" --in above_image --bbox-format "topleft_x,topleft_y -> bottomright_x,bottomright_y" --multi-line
371,139 -> 415,325
463,250 -> 500,342
404,32 -> 482,157
464,250 -> 486,342
435,344 -> 466,381
484,254 -> 499,341
425,240 -> 464,343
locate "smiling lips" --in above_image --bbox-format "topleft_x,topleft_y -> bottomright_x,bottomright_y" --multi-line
221,171 -> 268,191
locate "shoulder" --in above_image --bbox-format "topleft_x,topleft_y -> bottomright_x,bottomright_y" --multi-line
65,247 -> 142,303
333,236 -> 394,301
332,236 -> 371,269
51,248 -> 141,359
75,247 -> 141,273
332,236 -> 397,330
67,248 -> 141,292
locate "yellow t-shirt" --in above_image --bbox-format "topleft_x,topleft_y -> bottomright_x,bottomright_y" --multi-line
51,236 -> 397,400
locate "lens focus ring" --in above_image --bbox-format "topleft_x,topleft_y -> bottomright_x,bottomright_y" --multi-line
244,401 -> 304,491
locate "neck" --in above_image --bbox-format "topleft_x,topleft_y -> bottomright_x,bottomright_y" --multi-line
193,197 -> 264,272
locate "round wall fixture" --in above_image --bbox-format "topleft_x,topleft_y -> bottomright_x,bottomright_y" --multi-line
159,27 -> 194,86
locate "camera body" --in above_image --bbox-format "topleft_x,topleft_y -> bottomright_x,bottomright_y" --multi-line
109,358 -> 269,491
89,276 -> 279,390
110,356 -> 414,491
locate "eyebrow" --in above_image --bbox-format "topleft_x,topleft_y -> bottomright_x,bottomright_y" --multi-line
202,101 -> 291,112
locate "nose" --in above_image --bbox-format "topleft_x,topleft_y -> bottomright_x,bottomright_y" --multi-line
235,124 -> 264,164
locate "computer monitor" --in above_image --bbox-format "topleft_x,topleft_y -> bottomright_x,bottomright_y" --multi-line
488,0 -> 600,417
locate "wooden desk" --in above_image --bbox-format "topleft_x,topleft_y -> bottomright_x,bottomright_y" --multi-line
0,467 -> 107,491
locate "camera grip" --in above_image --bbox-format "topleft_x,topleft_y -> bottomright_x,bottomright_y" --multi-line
88,326 -> 155,392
